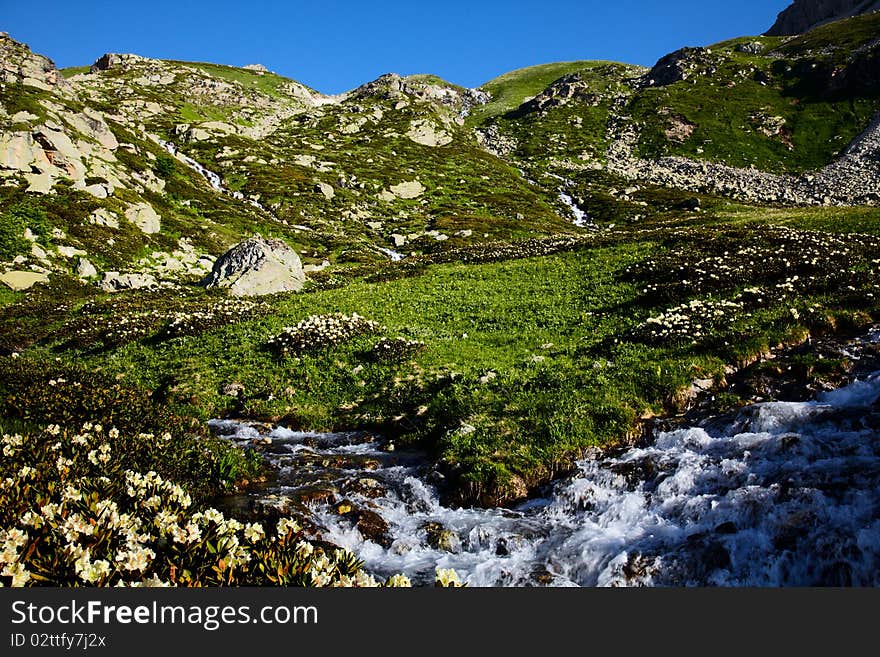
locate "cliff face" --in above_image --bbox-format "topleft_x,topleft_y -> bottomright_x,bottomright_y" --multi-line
766,0 -> 880,35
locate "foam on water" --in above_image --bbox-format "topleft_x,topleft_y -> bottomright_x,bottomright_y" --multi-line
214,372 -> 880,586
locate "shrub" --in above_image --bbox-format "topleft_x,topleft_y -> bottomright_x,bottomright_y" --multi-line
267,313 -> 382,356
0,200 -> 50,260
369,337 -> 426,363
154,155 -> 176,178
0,424 -> 416,587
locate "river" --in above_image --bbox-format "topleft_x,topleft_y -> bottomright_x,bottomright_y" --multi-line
209,365 -> 880,587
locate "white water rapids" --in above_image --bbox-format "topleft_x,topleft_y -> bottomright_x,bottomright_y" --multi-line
211,370 -> 880,586
558,190 -> 591,228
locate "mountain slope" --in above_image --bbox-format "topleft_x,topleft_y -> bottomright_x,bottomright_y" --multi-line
3,12 -> 880,511
766,0 -> 880,35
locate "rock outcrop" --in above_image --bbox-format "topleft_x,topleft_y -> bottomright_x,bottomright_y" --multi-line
202,236 -> 305,297
643,48 -> 716,87
766,0 -> 880,36
0,32 -> 67,91
510,73 -> 602,116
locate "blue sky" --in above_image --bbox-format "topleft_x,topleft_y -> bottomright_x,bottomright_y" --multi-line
4,1 -> 792,94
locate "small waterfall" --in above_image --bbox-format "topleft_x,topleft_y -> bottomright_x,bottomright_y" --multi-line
157,139 -> 275,216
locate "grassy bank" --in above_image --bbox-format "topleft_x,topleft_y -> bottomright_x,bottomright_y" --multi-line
4,205 -> 880,507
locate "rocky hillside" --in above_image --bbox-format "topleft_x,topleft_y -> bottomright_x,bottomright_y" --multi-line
766,0 -> 880,35
2,10 -> 880,296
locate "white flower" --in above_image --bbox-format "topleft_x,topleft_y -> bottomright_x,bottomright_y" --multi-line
81,559 -> 111,584
2,562 -> 31,587
117,546 -> 155,572
3,529 -> 28,550
243,523 -> 265,543
435,568 -> 463,587
140,574 -> 170,587
20,511 -> 42,529
276,517 -> 300,537
63,485 -> 82,502
203,508 -> 224,524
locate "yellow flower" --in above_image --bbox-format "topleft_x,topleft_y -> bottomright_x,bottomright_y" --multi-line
243,523 -> 265,543
2,563 -> 31,587
435,568 -> 463,587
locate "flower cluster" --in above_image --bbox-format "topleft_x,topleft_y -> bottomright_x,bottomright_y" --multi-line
634,298 -> 743,344
625,225 -> 880,346
63,295 -> 266,350
267,313 -> 382,356
160,299 -> 262,339
369,337 -> 426,363
625,226 -> 880,303
0,423 -> 414,588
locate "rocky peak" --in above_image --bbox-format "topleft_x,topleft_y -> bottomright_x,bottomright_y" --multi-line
349,73 -> 487,118
766,0 -> 880,36
90,52 -> 149,73
243,63 -> 269,73
0,32 -> 67,91
511,73 -> 601,116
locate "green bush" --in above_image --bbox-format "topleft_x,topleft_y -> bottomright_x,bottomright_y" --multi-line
0,200 -> 50,260
154,155 -> 176,179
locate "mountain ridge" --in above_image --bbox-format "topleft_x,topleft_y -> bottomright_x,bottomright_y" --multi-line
766,0 -> 880,35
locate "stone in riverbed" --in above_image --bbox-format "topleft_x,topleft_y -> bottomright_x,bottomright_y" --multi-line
202,236 -> 305,297
424,521 -> 461,553
355,509 -> 392,547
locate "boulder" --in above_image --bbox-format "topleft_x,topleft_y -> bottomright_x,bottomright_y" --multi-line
99,272 -> 157,292
406,119 -> 453,147
0,132 -> 46,171
24,171 -> 53,194
316,181 -> 335,199
0,270 -> 49,291
71,110 -> 119,150
202,236 -> 305,297
124,202 -> 161,234
88,208 -> 119,228
75,257 -> 98,279
389,180 -> 425,199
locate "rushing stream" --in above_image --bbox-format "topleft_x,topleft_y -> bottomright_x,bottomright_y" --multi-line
158,139 -> 274,215
210,370 -> 880,587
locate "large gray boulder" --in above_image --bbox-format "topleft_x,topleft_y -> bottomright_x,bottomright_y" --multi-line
202,236 -> 305,297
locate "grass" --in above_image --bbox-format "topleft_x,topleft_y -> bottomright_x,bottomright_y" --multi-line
774,12 -> 880,60
59,66 -> 90,78
629,51 -> 880,173
469,60 -> 613,126
4,16 -> 880,511
8,199 -> 877,505
166,60 -> 310,98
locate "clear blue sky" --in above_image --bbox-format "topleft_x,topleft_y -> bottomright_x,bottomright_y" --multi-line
3,0 -> 792,94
